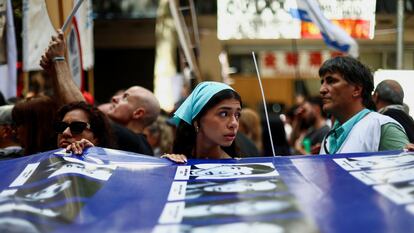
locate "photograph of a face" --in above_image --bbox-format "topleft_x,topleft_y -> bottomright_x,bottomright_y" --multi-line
167,178 -> 288,201
182,196 -> 294,220
0,156 -> 116,232
375,180 -> 414,204
159,194 -> 298,224
334,152 -> 414,171
351,164 -> 414,185
174,162 -> 279,180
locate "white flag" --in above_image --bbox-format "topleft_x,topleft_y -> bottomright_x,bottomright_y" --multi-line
22,0 -> 55,71
291,0 -> 359,58
0,0 -> 17,99
75,0 -> 94,70
23,0 -> 94,71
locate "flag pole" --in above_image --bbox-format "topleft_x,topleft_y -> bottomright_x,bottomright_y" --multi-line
252,52 -> 276,157
61,0 -> 85,32
396,0 -> 404,69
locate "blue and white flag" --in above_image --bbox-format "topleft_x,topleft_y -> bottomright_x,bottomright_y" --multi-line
0,0 -> 17,99
291,0 -> 359,58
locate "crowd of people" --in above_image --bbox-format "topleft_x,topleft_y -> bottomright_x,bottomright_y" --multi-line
1,30 -> 414,161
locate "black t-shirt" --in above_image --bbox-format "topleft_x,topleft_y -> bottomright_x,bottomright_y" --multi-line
383,108 -> 414,143
110,122 -> 154,156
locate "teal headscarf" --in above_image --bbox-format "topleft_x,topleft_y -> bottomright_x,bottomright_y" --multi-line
171,81 -> 234,125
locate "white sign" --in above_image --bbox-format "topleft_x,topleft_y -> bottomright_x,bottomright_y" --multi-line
217,0 -> 376,40
217,0 -> 300,40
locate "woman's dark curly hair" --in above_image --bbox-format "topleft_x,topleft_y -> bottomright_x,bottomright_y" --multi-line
57,101 -> 114,148
173,89 -> 242,159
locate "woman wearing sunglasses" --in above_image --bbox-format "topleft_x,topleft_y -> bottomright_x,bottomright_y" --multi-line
162,81 -> 242,163
55,101 -> 114,154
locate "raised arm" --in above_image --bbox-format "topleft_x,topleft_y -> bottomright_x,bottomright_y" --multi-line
40,30 -> 85,106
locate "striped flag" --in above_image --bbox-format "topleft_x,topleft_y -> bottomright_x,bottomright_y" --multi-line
0,0 -> 17,99
290,0 -> 359,58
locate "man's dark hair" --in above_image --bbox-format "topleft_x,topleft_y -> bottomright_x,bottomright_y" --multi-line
374,80 -> 404,105
319,56 -> 375,110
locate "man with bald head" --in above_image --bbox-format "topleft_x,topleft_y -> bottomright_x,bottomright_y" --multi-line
40,30 -> 159,155
107,86 -> 160,155
108,86 -> 160,134
373,79 -> 414,142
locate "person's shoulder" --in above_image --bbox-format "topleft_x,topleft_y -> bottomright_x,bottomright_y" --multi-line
109,122 -> 154,156
379,122 -> 409,150
110,121 -> 142,139
380,121 -> 408,138
110,121 -> 130,133
363,112 -> 400,126
383,108 -> 414,122
383,108 -> 406,115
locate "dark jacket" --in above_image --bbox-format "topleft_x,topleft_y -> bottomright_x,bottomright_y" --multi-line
382,108 -> 414,143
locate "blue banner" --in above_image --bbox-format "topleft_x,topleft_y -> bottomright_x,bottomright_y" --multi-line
1,148 -> 414,232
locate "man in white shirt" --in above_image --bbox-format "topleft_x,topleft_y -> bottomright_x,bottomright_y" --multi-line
318,56 -> 408,154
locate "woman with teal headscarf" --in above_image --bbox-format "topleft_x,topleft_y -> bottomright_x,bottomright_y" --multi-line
163,81 -> 242,163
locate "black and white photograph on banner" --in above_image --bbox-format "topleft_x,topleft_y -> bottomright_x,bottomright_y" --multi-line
351,164 -> 414,185
167,178 -> 288,201
182,195 -> 294,220
174,162 -> 278,180
10,156 -> 116,187
0,156 -> 117,232
0,198 -> 85,232
374,180 -> 414,205
153,217 -> 319,233
334,152 -> 414,171
159,194 -> 297,224
0,175 -> 110,232
0,175 -> 103,206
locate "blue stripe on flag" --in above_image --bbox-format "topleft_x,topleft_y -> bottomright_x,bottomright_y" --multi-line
321,32 -> 350,53
289,8 -> 312,22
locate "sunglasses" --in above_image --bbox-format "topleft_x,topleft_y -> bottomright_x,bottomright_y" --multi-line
53,121 -> 91,134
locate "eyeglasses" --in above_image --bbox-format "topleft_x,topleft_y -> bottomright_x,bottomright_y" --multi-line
53,121 -> 91,134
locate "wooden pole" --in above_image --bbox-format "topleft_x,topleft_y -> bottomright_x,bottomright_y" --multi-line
22,71 -> 30,97
168,0 -> 202,83
87,69 -> 94,97
396,0 -> 404,69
